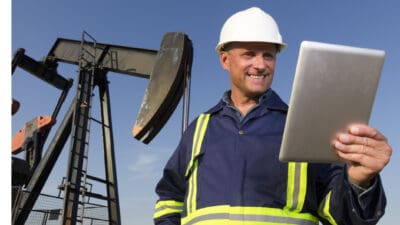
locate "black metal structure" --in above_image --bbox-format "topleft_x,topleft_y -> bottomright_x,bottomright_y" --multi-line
133,32 -> 193,143
12,31 -> 193,225
59,32 -> 118,225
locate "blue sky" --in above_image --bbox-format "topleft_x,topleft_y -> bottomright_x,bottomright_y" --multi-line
8,1 -> 400,224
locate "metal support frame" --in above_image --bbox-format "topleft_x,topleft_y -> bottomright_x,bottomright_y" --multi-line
12,100 -> 75,225
60,71 -> 121,225
12,32 -> 122,225
181,45 -> 193,133
12,47 -> 73,225
60,32 -> 121,225
61,68 -> 96,225
98,72 -> 121,224
12,31 -> 193,225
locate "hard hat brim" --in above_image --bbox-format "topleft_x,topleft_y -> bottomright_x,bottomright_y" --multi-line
216,41 -> 287,53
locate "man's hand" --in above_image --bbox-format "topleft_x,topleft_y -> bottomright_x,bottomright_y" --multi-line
332,124 -> 392,188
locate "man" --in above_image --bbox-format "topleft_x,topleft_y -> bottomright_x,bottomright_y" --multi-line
153,7 -> 392,225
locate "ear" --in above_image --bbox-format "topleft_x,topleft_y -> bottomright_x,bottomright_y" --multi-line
219,52 -> 230,71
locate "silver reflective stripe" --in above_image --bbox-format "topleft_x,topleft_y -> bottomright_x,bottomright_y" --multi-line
184,116 -> 316,225
185,213 -> 317,225
292,162 -> 302,209
286,162 -> 308,213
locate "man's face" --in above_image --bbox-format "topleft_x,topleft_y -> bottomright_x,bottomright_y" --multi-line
220,42 -> 277,100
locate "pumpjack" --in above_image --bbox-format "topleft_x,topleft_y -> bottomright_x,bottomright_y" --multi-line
11,31 -> 193,225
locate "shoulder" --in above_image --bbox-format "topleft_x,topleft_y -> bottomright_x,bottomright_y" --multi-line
264,89 -> 288,112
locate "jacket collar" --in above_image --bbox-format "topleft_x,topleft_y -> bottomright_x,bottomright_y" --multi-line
206,89 -> 288,116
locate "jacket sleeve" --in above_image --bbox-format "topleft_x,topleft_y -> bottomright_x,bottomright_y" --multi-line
153,122 -> 196,225
316,163 -> 386,225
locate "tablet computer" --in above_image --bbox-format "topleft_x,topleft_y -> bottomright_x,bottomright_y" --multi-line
279,41 -> 385,163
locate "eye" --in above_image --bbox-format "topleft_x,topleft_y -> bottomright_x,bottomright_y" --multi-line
263,52 -> 275,60
242,51 -> 255,58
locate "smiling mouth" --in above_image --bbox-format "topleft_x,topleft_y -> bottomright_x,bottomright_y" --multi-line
248,74 -> 266,79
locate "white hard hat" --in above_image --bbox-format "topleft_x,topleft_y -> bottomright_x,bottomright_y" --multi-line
216,7 -> 287,53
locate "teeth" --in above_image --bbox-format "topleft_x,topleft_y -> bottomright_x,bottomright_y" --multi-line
249,74 -> 265,79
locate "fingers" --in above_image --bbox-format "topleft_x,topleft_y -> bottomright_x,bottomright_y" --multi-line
347,124 -> 387,142
333,137 -> 387,161
333,124 -> 392,169
332,124 -> 392,187
335,124 -> 389,153
334,140 -> 390,182
335,134 -> 376,155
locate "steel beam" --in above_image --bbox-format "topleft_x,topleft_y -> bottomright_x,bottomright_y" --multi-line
47,38 -> 157,78
61,69 -> 94,225
98,72 -> 121,225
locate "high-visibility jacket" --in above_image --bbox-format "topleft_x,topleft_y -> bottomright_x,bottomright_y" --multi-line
154,90 -> 386,225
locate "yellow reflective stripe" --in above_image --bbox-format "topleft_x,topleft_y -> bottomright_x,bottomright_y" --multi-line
285,162 -> 296,210
188,160 -> 199,213
285,162 -> 308,213
154,200 -> 183,219
318,191 -> 338,225
185,114 -> 210,177
182,115 -> 317,224
186,114 -> 210,214
298,163 -> 308,211
181,205 -> 319,225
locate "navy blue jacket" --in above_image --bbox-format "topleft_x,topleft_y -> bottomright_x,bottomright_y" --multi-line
154,90 -> 386,225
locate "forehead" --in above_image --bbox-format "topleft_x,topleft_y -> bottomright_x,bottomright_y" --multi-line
224,42 -> 278,52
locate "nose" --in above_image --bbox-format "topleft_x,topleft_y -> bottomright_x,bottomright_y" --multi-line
252,55 -> 267,71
